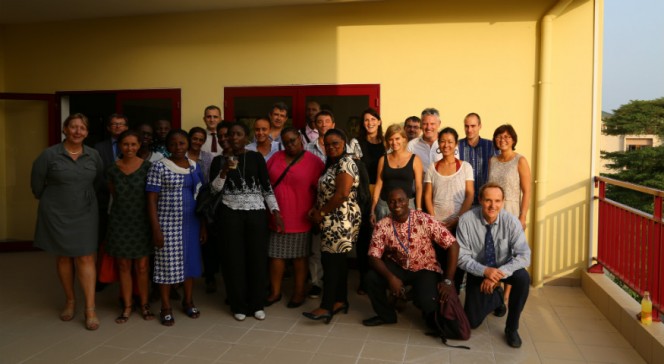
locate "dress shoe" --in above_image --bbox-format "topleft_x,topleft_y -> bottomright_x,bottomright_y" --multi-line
302,310 -> 332,324
505,328 -> 522,348
287,300 -> 304,308
332,302 -> 349,315
233,313 -> 246,321
265,294 -> 282,307
362,316 -> 396,327
308,285 -> 322,299
494,303 -> 507,317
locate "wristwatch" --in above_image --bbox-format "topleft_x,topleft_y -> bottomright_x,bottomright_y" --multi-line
442,279 -> 453,286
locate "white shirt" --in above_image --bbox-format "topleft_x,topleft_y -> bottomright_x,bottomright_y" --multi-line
407,137 -> 442,171
246,141 -> 282,161
201,130 -> 222,157
423,161 -> 474,222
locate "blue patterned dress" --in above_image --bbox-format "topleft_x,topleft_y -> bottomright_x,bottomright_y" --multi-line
146,159 -> 203,284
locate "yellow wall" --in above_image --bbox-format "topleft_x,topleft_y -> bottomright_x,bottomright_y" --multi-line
0,0 -> 600,284
0,26 -> 7,238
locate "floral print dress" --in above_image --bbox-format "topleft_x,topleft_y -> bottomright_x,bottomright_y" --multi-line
317,155 -> 362,253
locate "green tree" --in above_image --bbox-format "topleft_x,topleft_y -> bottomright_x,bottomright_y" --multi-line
601,97 -> 664,213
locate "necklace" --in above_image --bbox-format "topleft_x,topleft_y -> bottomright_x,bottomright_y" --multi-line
391,211 -> 412,269
65,148 -> 82,155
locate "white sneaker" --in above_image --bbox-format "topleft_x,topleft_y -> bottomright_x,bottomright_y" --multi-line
254,310 -> 266,320
233,313 -> 246,321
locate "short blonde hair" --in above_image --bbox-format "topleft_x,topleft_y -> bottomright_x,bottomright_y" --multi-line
383,124 -> 407,149
63,113 -> 89,129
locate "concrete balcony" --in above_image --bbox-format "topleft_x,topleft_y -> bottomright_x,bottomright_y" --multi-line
0,251 -> 653,363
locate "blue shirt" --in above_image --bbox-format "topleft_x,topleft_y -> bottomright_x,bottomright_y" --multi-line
456,207 -> 531,278
456,138 -> 497,204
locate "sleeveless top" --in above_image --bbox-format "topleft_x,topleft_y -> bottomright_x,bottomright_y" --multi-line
487,154 -> 522,217
380,154 -> 416,200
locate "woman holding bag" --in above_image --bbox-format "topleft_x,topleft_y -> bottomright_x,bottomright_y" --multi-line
265,127 -> 324,308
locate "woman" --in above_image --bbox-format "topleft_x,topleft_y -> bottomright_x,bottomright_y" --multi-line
370,124 -> 423,224
187,126 -> 214,183
303,129 -> 361,324
246,117 -> 280,161
423,127 -> 474,292
136,123 -> 164,162
209,122 -> 284,321
107,130 -> 154,323
202,120 -> 233,294
488,124 -> 532,305
357,108 -> 386,184
146,129 -> 206,326
266,128 -> 324,308
424,127 -> 474,229
488,124 -> 531,231
31,113 -> 104,330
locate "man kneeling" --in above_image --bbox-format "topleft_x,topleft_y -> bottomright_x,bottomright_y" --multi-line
363,187 -> 459,327
456,182 -> 531,348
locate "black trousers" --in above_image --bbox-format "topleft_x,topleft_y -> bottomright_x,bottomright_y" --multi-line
464,268 -> 530,331
365,259 -> 440,322
321,252 -> 349,311
202,221 -> 220,283
218,205 -> 269,315
355,214 -> 373,290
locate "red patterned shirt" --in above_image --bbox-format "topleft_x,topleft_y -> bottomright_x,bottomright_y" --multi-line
369,210 -> 456,273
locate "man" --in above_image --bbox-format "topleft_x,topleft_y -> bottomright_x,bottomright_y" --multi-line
305,109 -> 335,163
363,187 -> 459,327
407,108 -> 443,170
457,113 -> 497,204
201,105 -> 222,156
268,102 -> 289,144
404,116 -> 422,141
301,100 -> 320,144
456,182 -> 531,348
304,109 -> 335,298
94,113 -> 128,291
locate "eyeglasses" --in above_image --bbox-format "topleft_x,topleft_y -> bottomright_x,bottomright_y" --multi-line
111,123 -> 127,128
495,135 -> 512,141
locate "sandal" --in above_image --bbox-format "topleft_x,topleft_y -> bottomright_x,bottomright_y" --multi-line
60,300 -> 75,321
160,308 -> 175,326
115,306 -> 132,324
141,304 -> 155,321
182,300 -> 200,319
84,307 -> 100,331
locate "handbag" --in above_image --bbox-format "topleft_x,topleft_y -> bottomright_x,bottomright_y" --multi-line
425,287 -> 472,349
97,241 -> 118,283
195,157 -> 224,221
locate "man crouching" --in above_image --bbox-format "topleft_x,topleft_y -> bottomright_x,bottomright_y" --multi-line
362,187 -> 459,327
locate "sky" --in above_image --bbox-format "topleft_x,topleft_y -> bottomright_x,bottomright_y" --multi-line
602,0 -> 664,113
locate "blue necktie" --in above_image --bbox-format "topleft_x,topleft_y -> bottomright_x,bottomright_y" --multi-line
485,224 -> 497,267
113,141 -> 119,160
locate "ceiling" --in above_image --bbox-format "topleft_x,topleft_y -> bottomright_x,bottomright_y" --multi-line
0,0 -> 377,25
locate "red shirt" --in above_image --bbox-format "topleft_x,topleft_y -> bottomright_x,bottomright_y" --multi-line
267,151 -> 324,233
369,210 -> 456,273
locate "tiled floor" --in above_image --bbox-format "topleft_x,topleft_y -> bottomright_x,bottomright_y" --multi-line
0,251 -> 646,364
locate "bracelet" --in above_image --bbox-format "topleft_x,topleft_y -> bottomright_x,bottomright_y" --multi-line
416,208 -> 422,211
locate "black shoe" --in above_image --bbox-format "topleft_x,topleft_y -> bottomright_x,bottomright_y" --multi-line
205,280 -> 217,294
494,303 -> 507,317
505,328 -> 522,348
302,310 -> 332,324
265,294 -> 282,307
308,285 -> 322,299
287,299 -> 305,308
362,316 -> 396,327
332,302 -> 349,315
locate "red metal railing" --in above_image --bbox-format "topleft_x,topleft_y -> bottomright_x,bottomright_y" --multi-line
592,176 -> 663,321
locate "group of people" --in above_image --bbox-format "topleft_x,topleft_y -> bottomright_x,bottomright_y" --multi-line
31,102 -> 532,349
